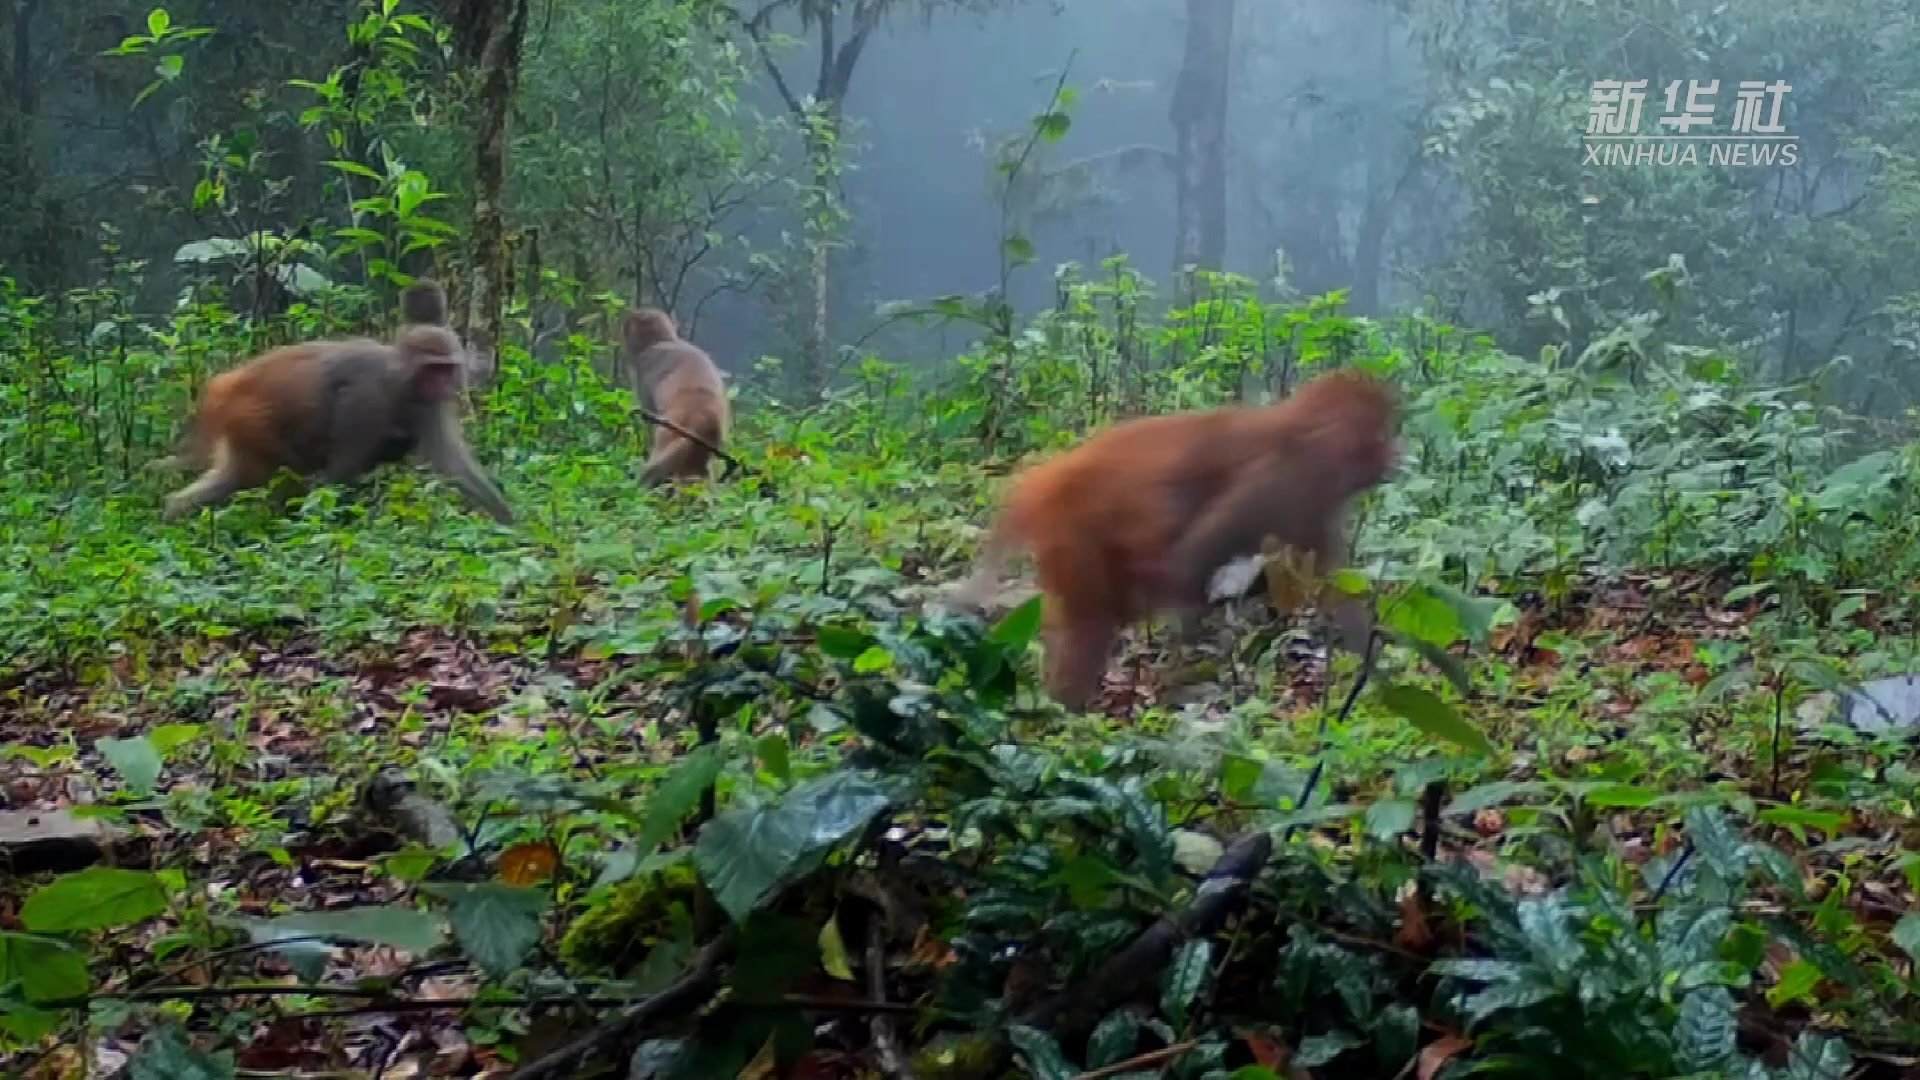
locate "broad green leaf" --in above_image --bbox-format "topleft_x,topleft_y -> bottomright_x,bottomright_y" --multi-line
22,868 -> 170,932
694,773 -> 892,923
1363,798 -> 1417,841
756,734 -> 791,784
1006,1024 -> 1076,1080
1892,912 -> 1920,964
1766,958 -> 1822,1008
815,624 -> 873,659
1382,585 -> 1462,648
147,723 -> 203,756
852,645 -> 893,674
1584,784 -> 1661,808
989,594 -> 1044,650
1086,1010 -> 1140,1068
1374,683 -> 1494,756
420,883 -> 545,978
635,743 -> 727,853
0,932 -> 89,1002
147,8 -> 171,37
130,1023 -> 235,1080
98,736 -> 163,795
236,905 -> 442,954
1295,1029 -> 1362,1068
817,914 -> 854,981
1004,234 -> 1036,266
1035,111 -> 1071,142
1161,938 -> 1212,1028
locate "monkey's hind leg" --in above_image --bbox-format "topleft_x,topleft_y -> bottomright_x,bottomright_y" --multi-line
161,438 -> 271,521
640,431 -> 715,487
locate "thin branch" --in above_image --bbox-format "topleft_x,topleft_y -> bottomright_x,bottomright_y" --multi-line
634,405 -> 751,480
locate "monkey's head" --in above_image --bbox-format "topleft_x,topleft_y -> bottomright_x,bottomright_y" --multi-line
1292,368 -> 1401,491
398,324 -> 469,401
622,308 -> 679,354
401,281 -> 451,327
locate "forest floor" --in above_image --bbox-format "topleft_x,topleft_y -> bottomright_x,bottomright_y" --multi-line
9,534 -> 1914,1077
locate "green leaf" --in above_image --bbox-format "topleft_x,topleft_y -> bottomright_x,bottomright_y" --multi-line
1757,805 -> 1847,838
852,645 -> 893,674
236,905 -> 443,954
420,883 -> 545,978
1004,233 -> 1036,266
21,867 -> 170,932
147,723 -> 203,756
1584,784 -> 1661,808
1891,912 -> 1920,964
1086,1010 -> 1140,1068
1034,111 -> 1071,142
1295,1029 -> 1363,1068
325,158 -> 385,180
1382,585 -> 1462,648
756,734 -> 791,784
990,594 -> 1044,649
1006,1024 -> 1077,1080
147,8 -> 171,36
635,743 -> 726,853
130,1023 -> 235,1080
815,624 -> 873,660
1373,683 -> 1494,756
1396,631 -> 1475,697
1766,958 -> 1822,1008
1363,798 -> 1417,841
97,735 -> 164,795
1161,938 -> 1212,1028
694,772 -> 892,923
0,932 -> 89,1002
817,914 -> 854,980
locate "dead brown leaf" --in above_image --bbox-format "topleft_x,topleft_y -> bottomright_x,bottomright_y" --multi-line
1418,1033 -> 1473,1080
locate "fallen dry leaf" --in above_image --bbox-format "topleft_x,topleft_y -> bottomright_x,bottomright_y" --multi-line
499,840 -> 560,885
1419,1033 -> 1473,1080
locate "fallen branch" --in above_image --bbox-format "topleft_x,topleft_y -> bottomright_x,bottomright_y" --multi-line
1070,1039 -> 1198,1080
1017,831 -> 1272,1043
510,939 -> 729,1080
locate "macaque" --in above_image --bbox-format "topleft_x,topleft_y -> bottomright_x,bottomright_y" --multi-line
956,368 -> 1400,709
159,281 -> 514,524
619,308 -> 730,486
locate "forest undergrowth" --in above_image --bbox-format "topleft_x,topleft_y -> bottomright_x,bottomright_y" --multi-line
7,277 -> 1920,1079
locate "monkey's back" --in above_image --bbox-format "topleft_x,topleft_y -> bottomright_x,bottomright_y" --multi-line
637,344 -> 729,427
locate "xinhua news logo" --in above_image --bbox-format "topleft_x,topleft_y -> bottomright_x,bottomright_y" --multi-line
1584,79 -> 1797,167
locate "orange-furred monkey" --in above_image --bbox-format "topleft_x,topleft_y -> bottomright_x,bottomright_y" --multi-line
957,368 -> 1400,709
619,308 -> 730,486
158,281 -> 513,524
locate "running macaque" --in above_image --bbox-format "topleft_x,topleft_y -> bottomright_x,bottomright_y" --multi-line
159,281 -> 514,524
620,308 -> 730,486
956,368 -> 1400,709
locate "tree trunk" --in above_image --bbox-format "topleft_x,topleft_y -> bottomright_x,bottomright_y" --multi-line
11,0 -> 38,115
465,0 -> 531,382
1170,0 -> 1235,274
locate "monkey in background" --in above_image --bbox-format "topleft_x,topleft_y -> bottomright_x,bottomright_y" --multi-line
619,308 -> 730,486
158,281 -> 514,524
956,368 -> 1400,710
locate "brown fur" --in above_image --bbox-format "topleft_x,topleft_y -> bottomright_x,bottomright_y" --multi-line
957,368 -> 1400,709
620,308 -> 730,486
160,281 -> 513,524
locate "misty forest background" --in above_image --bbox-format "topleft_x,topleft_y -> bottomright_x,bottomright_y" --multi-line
9,1 -> 1920,1078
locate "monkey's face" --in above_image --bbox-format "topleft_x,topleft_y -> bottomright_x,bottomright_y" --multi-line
398,326 -> 470,402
